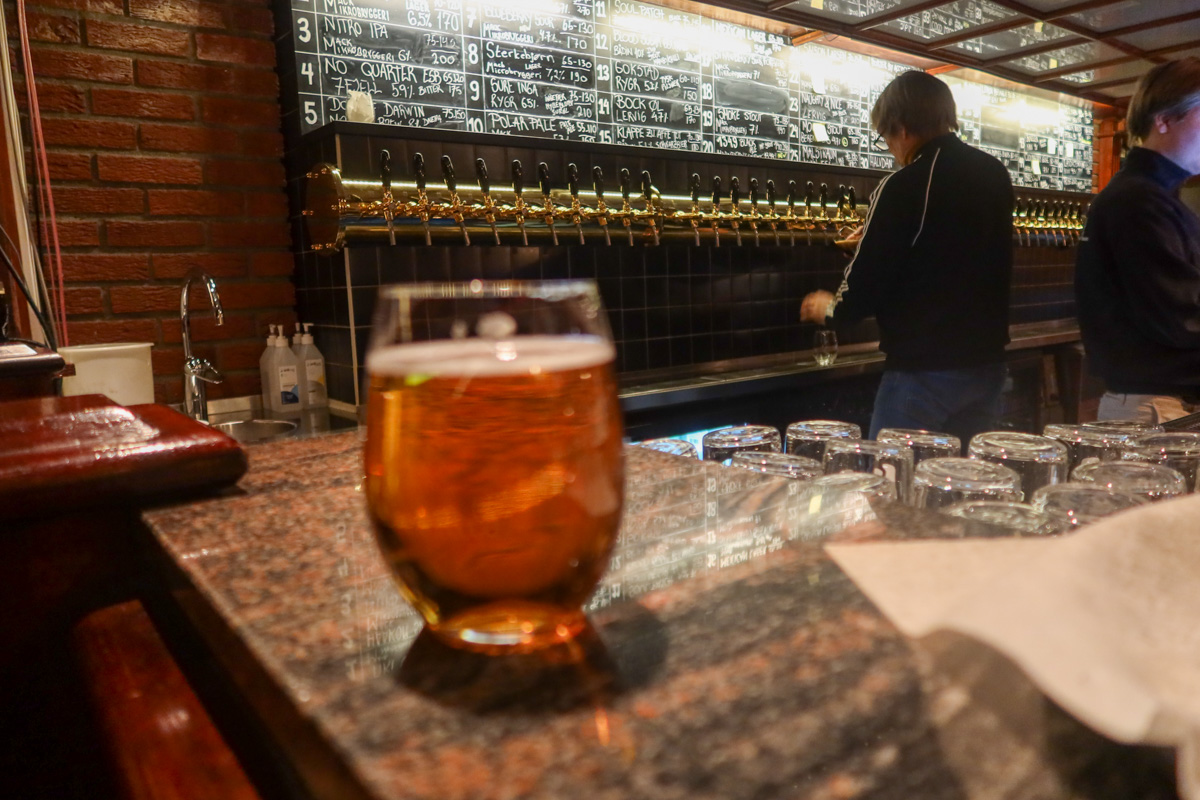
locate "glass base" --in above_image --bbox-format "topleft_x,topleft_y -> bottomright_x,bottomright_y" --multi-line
429,601 -> 588,654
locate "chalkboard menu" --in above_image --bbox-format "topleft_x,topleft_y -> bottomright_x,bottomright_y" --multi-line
288,0 -> 1093,190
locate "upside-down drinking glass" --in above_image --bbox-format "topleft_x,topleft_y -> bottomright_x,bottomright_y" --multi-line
1030,483 -> 1146,528
363,280 -> 624,653
912,456 -> 1023,509
731,451 -> 823,480
785,420 -> 862,462
876,428 -> 961,464
968,431 -> 1069,500
1071,460 -> 1187,503
824,438 -> 915,504
702,425 -> 782,465
636,438 -> 699,458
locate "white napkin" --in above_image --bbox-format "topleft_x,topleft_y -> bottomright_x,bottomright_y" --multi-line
826,494 -> 1200,798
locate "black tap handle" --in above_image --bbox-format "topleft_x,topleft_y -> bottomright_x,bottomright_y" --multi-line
805,181 -> 815,207
592,165 -> 605,201
475,157 -> 489,194
380,149 -> 391,193
619,168 -> 632,201
690,173 -> 701,204
511,159 -> 523,197
837,184 -> 847,213
412,153 -> 426,192
730,176 -> 740,206
766,179 -> 776,209
750,178 -> 760,209
537,162 -> 553,197
641,170 -> 654,202
712,175 -> 721,206
787,180 -> 797,210
847,186 -> 856,210
440,155 -> 456,193
819,183 -> 828,210
567,163 -> 580,198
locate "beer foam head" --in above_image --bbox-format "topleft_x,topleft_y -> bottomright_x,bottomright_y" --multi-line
366,334 -> 614,377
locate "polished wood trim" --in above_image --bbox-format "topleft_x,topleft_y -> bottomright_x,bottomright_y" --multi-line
73,601 -> 262,800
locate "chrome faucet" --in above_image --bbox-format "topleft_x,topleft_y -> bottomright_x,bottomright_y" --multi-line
181,270 -> 224,422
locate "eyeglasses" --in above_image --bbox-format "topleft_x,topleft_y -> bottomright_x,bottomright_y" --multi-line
871,132 -> 889,152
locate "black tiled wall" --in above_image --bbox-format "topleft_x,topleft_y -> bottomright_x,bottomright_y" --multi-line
286,125 -> 1082,407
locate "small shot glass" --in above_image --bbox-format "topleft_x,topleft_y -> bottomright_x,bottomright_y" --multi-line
635,438 -> 699,458
876,428 -> 961,464
702,425 -> 782,465
968,431 -> 1069,500
1071,459 -> 1186,503
731,451 -> 823,481
1030,482 -> 1146,528
824,439 -> 915,504
785,420 -> 862,462
942,500 -> 1070,537
1121,432 -> 1200,492
912,456 -> 1023,509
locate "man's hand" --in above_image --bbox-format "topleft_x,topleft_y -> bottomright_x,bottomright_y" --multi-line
800,290 -> 834,324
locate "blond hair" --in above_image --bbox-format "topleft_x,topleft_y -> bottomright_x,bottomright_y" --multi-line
1126,58 -> 1200,142
870,71 -> 958,139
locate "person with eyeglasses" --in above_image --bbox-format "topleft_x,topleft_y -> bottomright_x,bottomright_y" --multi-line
1075,57 -> 1200,424
800,70 -> 1014,446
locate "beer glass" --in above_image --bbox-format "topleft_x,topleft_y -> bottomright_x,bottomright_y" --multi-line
968,431 -> 1069,500
702,425 -> 782,464
813,329 -> 837,366
913,456 -> 1022,509
876,428 -> 961,464
636,438 -> 699,458
943,501 -> 1069,537
1071,460 -> 1186,503
809,471 -> 897,502
1043,423 -> 1133,472
731,451 -> 823,480
1030,483 -> 1146,528
1121,432 -> 1200,492
785,420 -> 861,462
363,281 -> 624,653
823,439 -> 915,504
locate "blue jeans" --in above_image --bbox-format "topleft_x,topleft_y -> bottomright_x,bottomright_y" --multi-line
870,363 -> 1008,449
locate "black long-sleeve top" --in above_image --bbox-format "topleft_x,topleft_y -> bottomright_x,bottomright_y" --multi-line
828,132 -> 1013,371
1075,146 -> 1200,396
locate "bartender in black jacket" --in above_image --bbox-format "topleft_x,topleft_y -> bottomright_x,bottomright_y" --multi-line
1075,57 -> 1200,424
801,71 -> 1013,444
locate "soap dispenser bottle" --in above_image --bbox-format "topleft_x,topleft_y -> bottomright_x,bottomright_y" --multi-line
295,323 -> 328,408
259,325 -> 278,412
268,328 -> 303,414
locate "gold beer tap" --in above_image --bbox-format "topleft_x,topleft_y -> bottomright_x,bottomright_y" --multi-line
413,153 -> 432,246
710,175 -> 722,248
1034,199 -> 1047,246
511,160 -> 529,246
591,166 -> 611,246
785,180 -> 798,246
729,176 -> 743,247
440,155 -> 470,246
748,178 -> 762,247
1070,201 -> 1082,244
640,170 -> 660,247
537,162 -> 559,247
617,168 -> 635,246
804,181 -> 816,245
764,179 -> 781,246
1015,197 -> 1030,246
475,157 -> 500,245
817,182 -> 830,233
380,150 -> 397,246
685,173 -> 702,246
567,163 -> 585,245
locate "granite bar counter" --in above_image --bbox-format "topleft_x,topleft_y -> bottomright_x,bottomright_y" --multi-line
140,433 -> 1174,800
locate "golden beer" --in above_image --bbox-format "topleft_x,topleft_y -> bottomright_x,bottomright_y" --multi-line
364,335 -> 624,652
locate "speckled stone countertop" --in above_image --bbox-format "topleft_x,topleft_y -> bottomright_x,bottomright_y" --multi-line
142,433 -> 1177,800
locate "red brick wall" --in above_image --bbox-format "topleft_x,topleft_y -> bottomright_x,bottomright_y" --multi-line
6,0 -> 294,404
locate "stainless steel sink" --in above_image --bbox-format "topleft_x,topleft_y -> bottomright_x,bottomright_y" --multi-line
213,419 -> 298,444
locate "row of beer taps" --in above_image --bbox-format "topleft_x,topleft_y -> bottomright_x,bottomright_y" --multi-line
1013,196 -> 1087,247
304,151 -> 1090,251
305,152 -> 864,250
